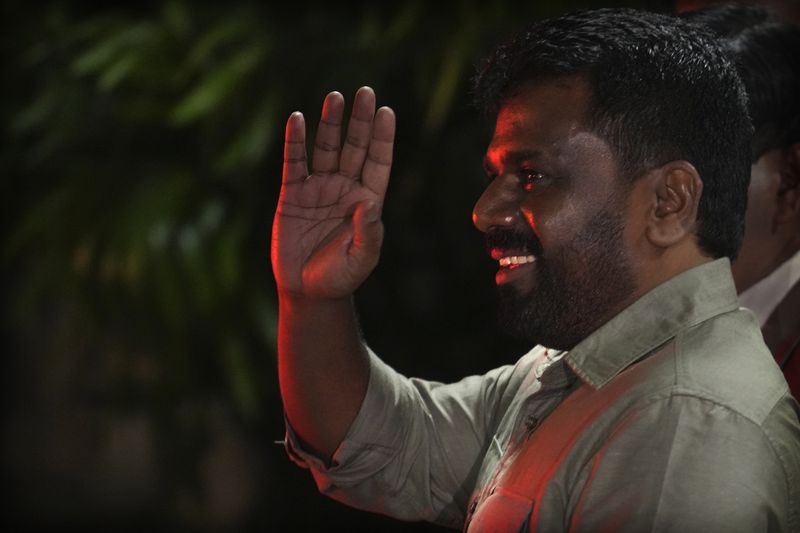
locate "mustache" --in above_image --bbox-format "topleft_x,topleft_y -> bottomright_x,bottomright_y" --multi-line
485,227 -> 543,257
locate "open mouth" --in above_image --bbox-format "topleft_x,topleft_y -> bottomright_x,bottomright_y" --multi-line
491,248 -> 537,285
490,248 -> 537,268
498,255 -> 536,268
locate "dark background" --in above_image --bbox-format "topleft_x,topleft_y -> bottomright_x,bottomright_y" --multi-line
3,0 -> 797,530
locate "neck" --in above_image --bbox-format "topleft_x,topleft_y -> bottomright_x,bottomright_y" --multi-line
634,241 -> 713,301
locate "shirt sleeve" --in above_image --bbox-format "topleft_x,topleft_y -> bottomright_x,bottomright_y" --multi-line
566,393 -> 799,533
284,345 -> 529,529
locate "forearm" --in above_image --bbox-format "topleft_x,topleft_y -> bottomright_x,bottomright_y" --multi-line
277,293 -> 370,461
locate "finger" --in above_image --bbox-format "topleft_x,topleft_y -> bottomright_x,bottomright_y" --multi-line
283,111 -> 308,185
362,106 -> 396,202
312,91 -> 344,174
348,200 -> 383,274
339,86 -> 376,179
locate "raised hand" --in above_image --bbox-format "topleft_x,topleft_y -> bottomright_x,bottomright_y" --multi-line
271,87 -> 396,300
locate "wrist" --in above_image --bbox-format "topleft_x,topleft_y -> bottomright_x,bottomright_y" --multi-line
278,289 -> 354,311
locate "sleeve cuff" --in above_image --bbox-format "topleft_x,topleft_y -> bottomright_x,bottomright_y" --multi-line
282,345 -> 408,479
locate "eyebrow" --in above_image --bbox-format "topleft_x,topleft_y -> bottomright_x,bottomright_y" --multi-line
483,149 -> 546,174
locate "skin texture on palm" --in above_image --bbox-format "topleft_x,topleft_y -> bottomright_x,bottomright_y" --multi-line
272,87 -> 396,299
272,87 -> 396,459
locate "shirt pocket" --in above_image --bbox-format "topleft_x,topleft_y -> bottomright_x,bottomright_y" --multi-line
466,486 -> 534,533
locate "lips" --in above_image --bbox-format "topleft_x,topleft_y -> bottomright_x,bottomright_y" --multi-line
490,247 -> 536,265
485,229 -> 542,285
490,248 -> 537,285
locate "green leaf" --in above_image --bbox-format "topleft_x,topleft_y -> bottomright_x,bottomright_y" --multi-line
98,51 -> 143,91
214,217 -> 244,294
71,23 -> 157,77
162,0 -> 192,39
185,17 -> 248,69
11,89 -> 56,133
170,43 -> 267,125
215,97 -> 277,174
383,0 -> 422,47
424,7 -> 477,134
222,336 -> 261,420
253,294 -> 279,349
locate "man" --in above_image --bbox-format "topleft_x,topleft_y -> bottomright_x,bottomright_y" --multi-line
272,8 -> 800,531
683,4 -> 800,398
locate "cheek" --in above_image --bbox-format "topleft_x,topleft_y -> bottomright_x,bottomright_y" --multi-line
743,198 -> 770,237
743,177 -> 777,238
521,196 -> 578,243
744,155 -> 784,237
522,209 -> 539,234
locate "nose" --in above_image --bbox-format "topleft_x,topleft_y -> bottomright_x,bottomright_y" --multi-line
472,174 -> 521,233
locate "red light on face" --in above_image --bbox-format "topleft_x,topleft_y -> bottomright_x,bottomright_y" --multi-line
523,211 -> 538,234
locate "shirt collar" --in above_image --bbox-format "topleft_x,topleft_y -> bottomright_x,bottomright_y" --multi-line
565,258 -> 739,389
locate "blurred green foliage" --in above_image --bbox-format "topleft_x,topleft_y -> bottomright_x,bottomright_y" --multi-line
2,0 -> 673,529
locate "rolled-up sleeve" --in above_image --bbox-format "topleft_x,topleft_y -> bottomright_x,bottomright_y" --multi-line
285,346 -> 528,528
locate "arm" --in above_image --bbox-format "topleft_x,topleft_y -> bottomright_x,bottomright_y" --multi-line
289,350 -> 534,527
271,87 -> 395,460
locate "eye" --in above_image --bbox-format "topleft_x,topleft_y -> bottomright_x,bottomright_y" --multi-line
521,169 -> 546,191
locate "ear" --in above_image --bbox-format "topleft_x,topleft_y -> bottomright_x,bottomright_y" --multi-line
775,143 -> 800,225
646,161 -> 703,248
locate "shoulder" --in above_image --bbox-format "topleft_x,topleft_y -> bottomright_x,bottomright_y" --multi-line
672,307 -> 791,423
621,306 -> 800,485
574,390 -> 800,531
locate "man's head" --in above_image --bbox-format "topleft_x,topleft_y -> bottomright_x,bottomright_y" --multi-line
470,8 -> 752,348
682,4 -> 800,293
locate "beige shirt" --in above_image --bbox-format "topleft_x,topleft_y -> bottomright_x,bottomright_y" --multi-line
286,259 -> 800,531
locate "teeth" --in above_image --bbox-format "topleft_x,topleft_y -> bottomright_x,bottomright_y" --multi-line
499,255 -> 535,267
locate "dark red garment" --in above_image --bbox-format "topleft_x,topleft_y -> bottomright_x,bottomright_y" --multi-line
761,281 -> 800,399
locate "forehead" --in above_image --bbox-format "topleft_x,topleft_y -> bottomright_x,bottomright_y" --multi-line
487,77 -> 593,161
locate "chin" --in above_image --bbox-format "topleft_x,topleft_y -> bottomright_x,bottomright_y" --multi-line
496,290 -> 581,349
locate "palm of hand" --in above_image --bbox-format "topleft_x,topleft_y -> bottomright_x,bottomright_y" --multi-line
272,88 -> 395,299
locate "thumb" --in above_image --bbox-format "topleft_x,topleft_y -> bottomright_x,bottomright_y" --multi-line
348,200 -> 384,272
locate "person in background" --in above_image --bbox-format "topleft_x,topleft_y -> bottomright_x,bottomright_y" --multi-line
272,7 -> 800,531
683,4 -> 800,396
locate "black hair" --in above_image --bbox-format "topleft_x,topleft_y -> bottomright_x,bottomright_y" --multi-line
682,4 -> 800,160
471,8 -> 752,260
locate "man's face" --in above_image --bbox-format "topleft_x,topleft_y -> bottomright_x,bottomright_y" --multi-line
473,77 -> 638,350
731,149 -> 785,293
